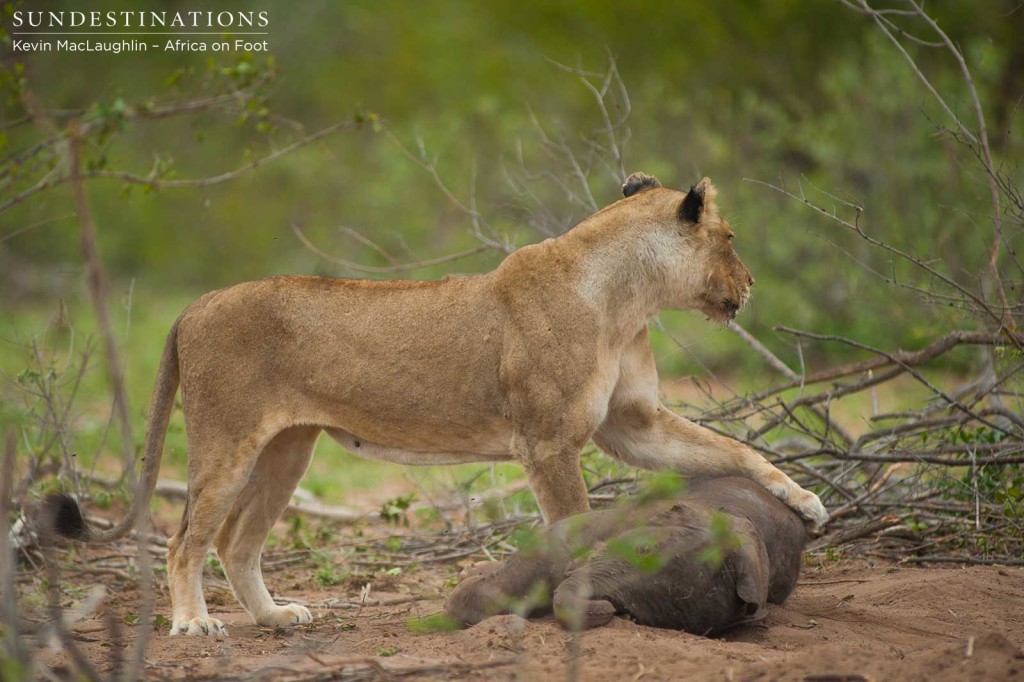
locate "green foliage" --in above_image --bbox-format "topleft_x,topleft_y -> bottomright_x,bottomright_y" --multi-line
380,493 -> 416,527
375,647 -> 397,657
204,555 -> 225,579
634,471 -> 687,504
286,514 -> 334,550
2,0 -> 1018,379
507,524 -> 544,555
93,490 -> 113,510
0,656 -> 28,682
308,548 -> 349,587
822,546 -> 843,563
697,511 -> 743,570
405,613 -> 459,633
939,461 -> 1024,521
605,531 -> 667,574
1,5 -> 1020,576
314,565 -> 347,587
926,423 -> 1023,530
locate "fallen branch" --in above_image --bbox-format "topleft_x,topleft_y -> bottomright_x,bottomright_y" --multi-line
226,656 -> 518,682
899,556 -> 1024,567
809,515 -> 902,552
84,473 -> 532,523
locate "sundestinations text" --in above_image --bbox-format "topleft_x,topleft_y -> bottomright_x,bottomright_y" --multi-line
12,11 -> 269,29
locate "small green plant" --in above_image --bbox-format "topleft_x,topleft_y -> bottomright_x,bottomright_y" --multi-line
380,493 -> 416,527
152,614 -> 172,631
506,523 -> 547,559
634,470 -> 687,504
314,565 -> 347,587
697,511 -> 743,570
932,422 -> 1024,529
405,613 -> 459,633
376,646 -> 397,657
309,549 -> 347,586
0,656 -> 26,682
93,490 -> 113,510
606,531 -> 667,574
287,514 -> 311,550
204,555 -> 225,578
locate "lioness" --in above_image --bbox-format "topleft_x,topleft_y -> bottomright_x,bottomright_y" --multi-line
48,172 -> 827,636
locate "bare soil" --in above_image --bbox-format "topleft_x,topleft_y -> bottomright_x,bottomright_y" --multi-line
32,528 -> 1024,682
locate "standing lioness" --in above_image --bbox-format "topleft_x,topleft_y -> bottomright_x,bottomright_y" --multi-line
49,172 -> 828,636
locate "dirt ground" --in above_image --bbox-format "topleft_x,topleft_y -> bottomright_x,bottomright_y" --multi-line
32,533 -> 1024,682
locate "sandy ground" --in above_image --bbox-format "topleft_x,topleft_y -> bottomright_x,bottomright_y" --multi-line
33,549 -> 1024,682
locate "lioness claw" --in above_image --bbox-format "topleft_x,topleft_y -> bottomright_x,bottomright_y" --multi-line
170,616 -> 227,637
257,603 -> 313,627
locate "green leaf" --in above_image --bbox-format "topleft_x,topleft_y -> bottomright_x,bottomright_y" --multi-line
405,613 -> 459,633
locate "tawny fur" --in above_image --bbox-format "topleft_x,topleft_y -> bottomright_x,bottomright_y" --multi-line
48,174 -> 828,636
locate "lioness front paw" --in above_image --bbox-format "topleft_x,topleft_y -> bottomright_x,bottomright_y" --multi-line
256,603 -> 313,627
790,488 -> 829,532
170,616 -> 227,636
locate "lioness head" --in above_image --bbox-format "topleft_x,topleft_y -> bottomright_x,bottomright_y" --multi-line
622,172 -> 754,324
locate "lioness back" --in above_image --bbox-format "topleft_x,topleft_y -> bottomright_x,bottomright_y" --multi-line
174,274 -> 512,453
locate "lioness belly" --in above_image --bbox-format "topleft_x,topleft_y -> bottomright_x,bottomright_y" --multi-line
324,427 -> 513,465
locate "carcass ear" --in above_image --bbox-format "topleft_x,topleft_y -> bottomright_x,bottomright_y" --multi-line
622,172 -> 662,198
731,523 -> 770,621
679,177 -> 714,224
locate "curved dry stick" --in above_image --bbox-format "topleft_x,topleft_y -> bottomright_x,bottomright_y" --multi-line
292,223 -> 493,274
0,119 -> 356,216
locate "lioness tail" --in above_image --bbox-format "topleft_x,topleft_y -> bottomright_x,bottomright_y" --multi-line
44,319 -> 181,543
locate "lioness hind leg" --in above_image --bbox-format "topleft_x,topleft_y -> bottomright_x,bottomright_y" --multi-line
167,424 -> 273,636
214,426 -> 320,628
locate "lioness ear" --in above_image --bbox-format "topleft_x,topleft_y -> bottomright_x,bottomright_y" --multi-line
679,177 -> 713,224
622,172 -> 662,198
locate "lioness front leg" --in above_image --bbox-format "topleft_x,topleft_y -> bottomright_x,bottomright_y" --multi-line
516,438 -> 591,525
594,407 -> 829,529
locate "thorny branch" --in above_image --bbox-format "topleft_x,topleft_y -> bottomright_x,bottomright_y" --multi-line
718,0 -> 1024,562
844,0 -> 1016,331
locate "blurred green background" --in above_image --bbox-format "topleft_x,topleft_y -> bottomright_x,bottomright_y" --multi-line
1,1 -> 1021,501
